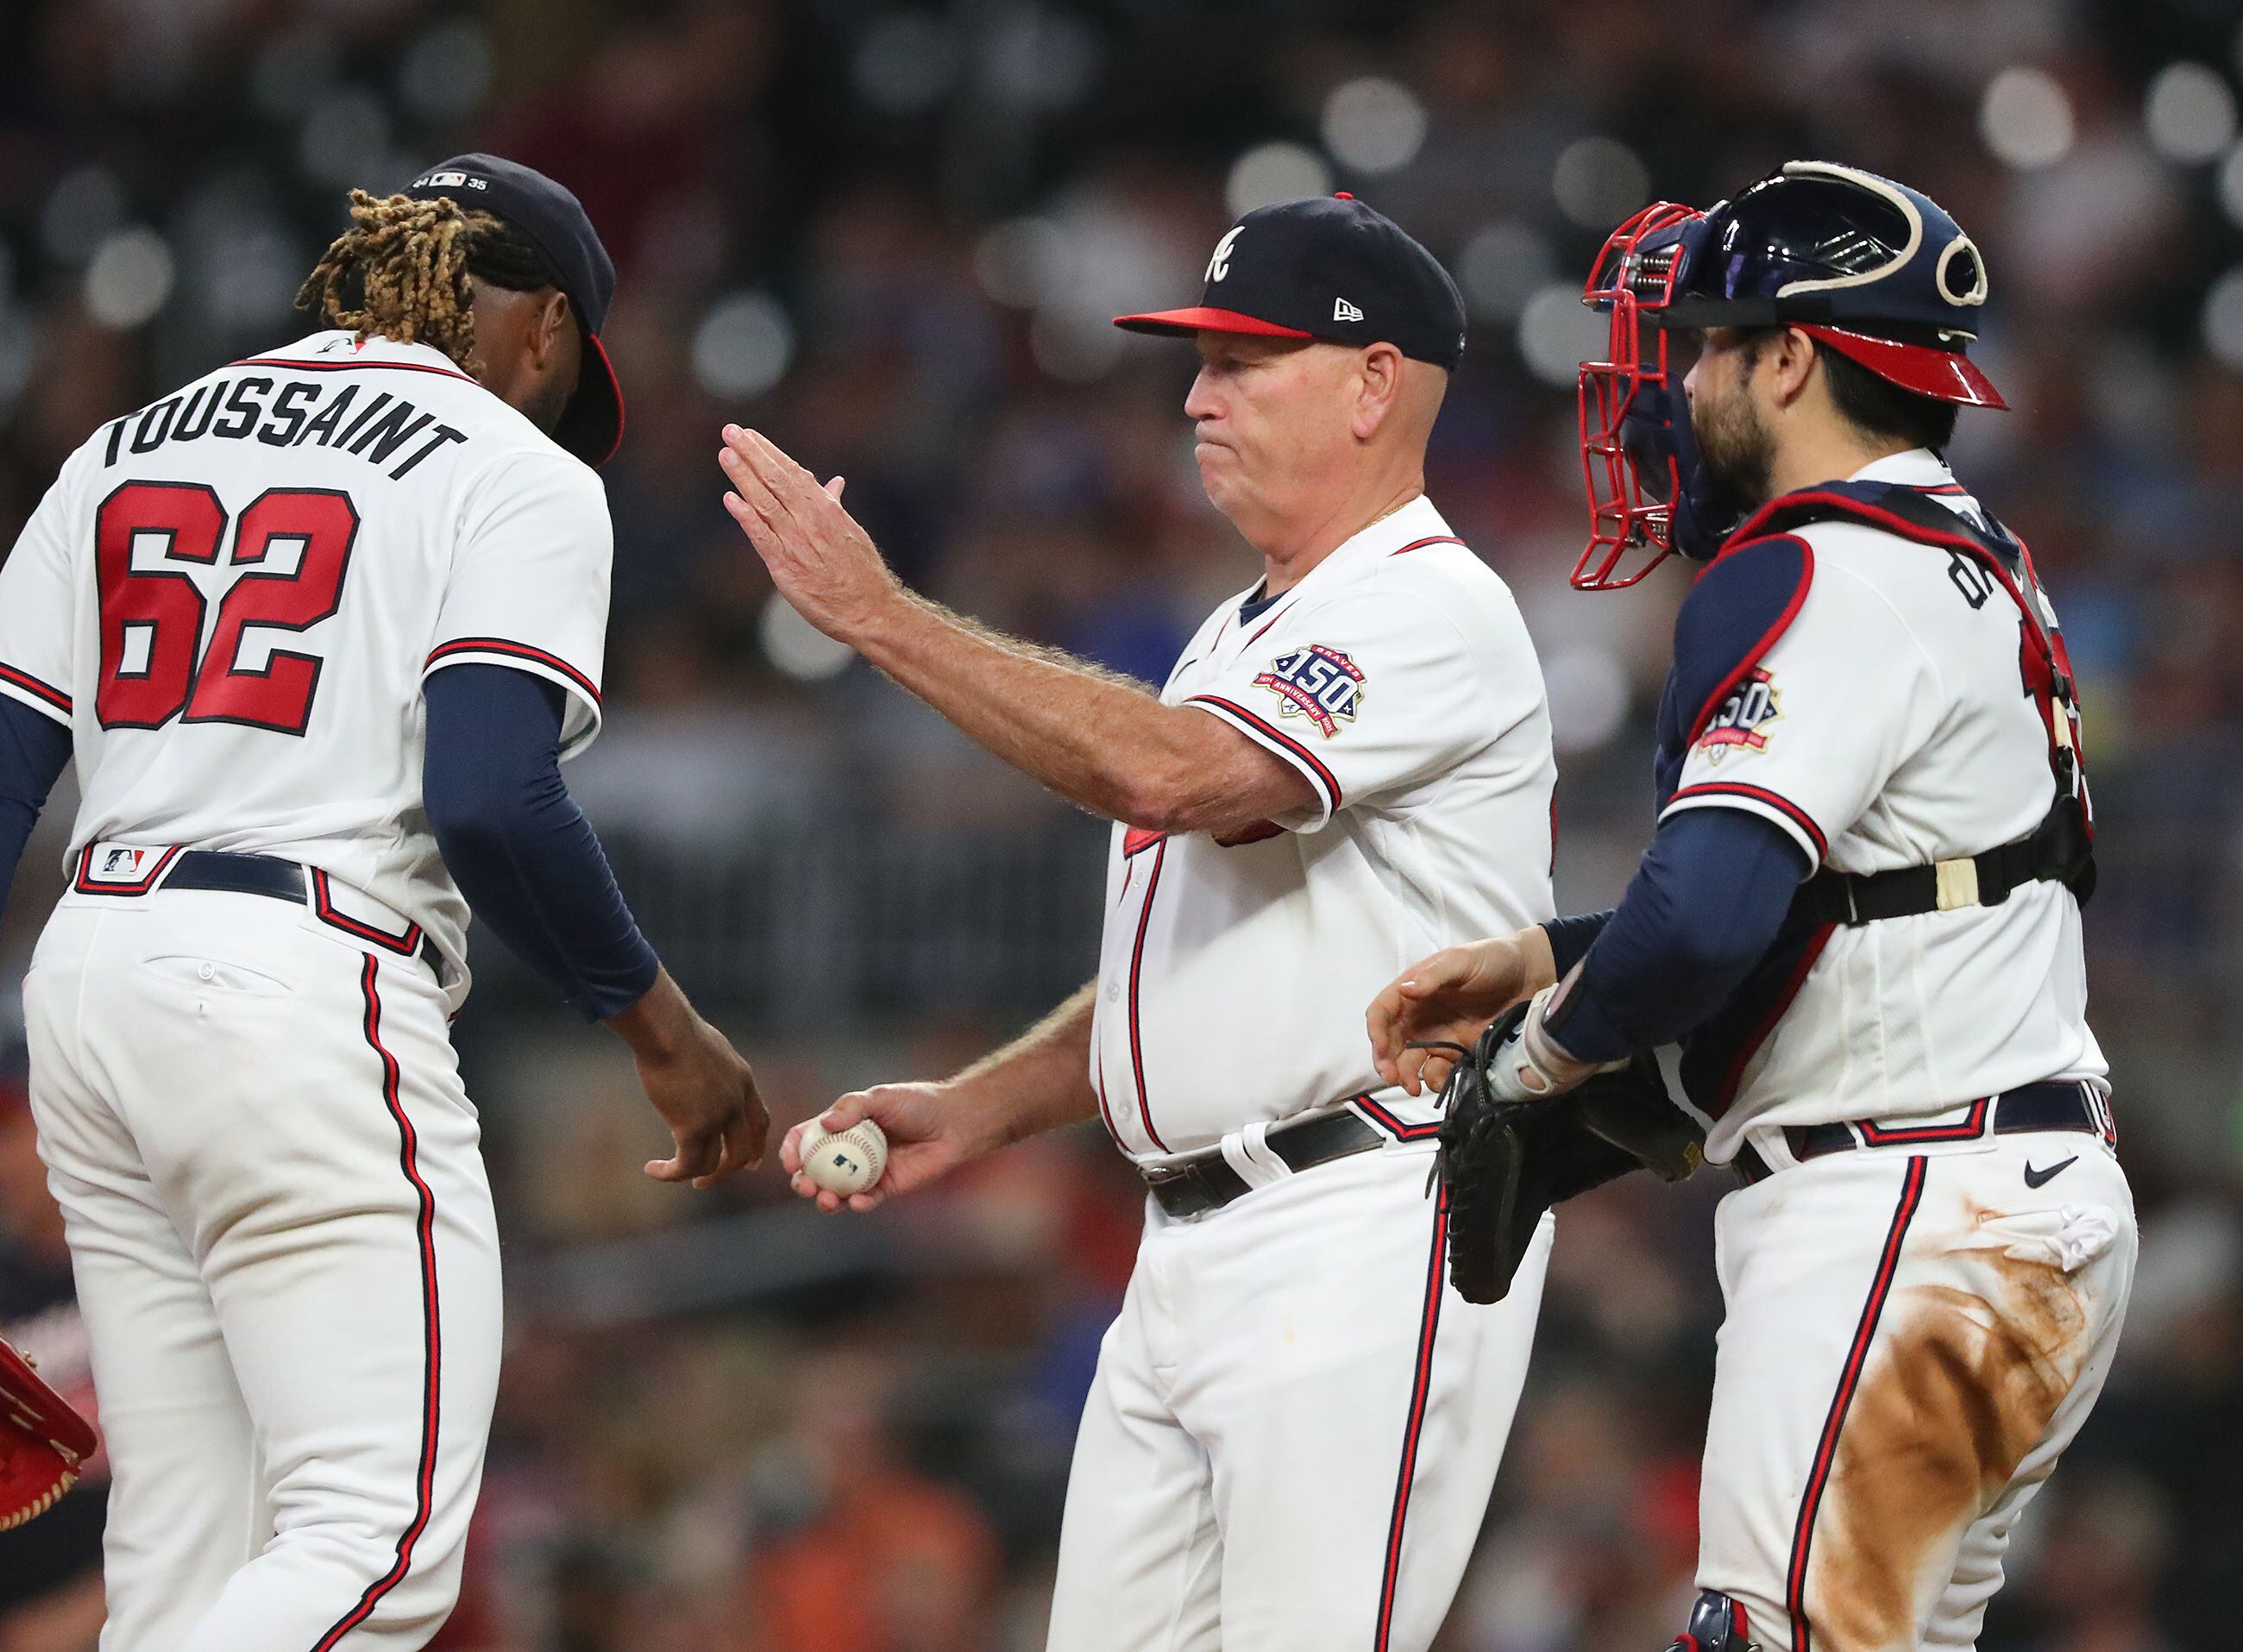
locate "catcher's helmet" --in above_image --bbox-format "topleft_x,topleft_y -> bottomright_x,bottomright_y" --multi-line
1662,161 -> 2002,408
1574,160 -> 2007,588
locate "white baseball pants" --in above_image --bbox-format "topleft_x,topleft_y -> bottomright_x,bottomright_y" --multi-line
1699,1129 -> 2135,1651
1046,1136 -> 1551,1652
22,886 -> 500,1651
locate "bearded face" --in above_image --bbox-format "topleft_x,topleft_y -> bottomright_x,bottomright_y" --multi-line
1687,332 -> 1778,514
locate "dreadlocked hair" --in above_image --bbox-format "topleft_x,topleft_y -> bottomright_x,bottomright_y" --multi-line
295,190 -> 564,377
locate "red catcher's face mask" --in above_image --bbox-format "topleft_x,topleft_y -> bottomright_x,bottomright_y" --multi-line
1574,201 -> 1718,591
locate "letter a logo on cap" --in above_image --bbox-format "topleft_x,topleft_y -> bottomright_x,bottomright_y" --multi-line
1206,227 -> 1244,283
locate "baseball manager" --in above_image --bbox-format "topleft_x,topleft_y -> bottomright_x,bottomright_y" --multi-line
721,195 -> 1558,1651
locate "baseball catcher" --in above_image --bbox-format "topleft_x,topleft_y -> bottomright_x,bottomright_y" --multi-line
1373,160 -> 2132,1652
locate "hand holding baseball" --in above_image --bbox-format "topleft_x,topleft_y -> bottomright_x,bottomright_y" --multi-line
779,1083 -> 971,1214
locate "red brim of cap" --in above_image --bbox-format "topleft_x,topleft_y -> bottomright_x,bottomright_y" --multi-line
1112,306 -> 1316,340
555,332 -> 626,467
1798,325 -> 2007,411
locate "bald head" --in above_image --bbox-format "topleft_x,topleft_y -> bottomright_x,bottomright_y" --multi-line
1184,334 -> 1448,575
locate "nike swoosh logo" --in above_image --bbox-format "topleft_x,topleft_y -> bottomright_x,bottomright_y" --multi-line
2023,1155 -> 2078,1189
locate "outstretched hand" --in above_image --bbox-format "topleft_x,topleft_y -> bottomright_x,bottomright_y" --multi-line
1366,931 -> 1551,1097
610,970 -> 768,1188
718,424 -> 898,644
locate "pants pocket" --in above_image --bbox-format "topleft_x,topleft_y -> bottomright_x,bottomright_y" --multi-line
140,952 -> 297,998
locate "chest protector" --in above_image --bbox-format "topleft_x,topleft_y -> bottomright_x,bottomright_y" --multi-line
1731,481 -> 2095,923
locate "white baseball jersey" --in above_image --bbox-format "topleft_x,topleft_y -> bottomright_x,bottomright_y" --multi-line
1085,495 -> 1556,1163
1656,450 -> 2104,1164
0,329 -> 611,977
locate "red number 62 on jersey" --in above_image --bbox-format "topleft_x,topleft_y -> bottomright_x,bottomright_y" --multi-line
94,481 -> 358,735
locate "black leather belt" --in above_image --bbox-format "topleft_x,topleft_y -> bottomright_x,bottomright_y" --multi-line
1142,1109 -> 1385,1219
166,851 -> 445,979
1733,1080 -> 2110,1185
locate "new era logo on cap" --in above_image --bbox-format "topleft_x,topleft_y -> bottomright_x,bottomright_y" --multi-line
1114,194 -> 1466,369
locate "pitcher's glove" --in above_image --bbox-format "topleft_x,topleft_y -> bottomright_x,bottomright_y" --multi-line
1429,999 -> 1704,1304
0,1339 -> 97,1530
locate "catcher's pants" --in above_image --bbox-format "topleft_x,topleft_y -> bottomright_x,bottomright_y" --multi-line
22,888 -> 499,1651
1046,1137 -> 1551,1652
1699,1126 -> 2135,1651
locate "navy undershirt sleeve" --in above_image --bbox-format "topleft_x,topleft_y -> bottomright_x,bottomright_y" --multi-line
1542,807 -> 1812,1063
423,664 -> 661,1021
0,698 -> 71,901
1542,909 -> 1615,976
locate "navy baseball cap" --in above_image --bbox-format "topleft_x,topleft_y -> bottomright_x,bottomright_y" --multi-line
404,154 -> 625,466
1115,194 -> 1467,370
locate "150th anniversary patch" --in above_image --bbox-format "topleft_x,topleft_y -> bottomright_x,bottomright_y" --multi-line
1253,644 -> 1364,737
1697,667 -> 1781,762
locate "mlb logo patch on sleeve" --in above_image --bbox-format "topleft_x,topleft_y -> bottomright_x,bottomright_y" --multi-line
1697,668 -> 1782,762
1253,644 -> 1364,738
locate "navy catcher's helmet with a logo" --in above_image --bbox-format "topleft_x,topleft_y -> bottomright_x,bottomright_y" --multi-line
1575,160 -> 2007,587
1663,161 -> 2001,406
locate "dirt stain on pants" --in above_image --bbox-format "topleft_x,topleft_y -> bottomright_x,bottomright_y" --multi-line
1804,1228 -> 2091,1650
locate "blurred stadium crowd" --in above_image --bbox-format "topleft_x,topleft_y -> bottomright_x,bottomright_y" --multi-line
3,0 -> 2243,1647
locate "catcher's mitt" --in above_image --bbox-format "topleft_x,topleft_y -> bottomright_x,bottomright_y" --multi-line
1430,1002 -> 1704,1303
0,1339 -> 97,1530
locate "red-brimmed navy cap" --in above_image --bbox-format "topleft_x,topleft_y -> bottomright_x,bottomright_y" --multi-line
1116,194 -> 1467,369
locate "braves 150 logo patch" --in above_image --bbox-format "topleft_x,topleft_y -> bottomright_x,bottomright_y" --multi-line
1697,667 -> 1781,762
1253,644 -> 1364,738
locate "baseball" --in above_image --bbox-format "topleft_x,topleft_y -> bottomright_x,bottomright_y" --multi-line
796,1116 -> 888,1197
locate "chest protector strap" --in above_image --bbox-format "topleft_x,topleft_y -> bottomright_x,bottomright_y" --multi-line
1723,481 -> 2095,923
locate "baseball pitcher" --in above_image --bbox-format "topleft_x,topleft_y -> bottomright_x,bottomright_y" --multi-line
0,155 -> 763,1649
